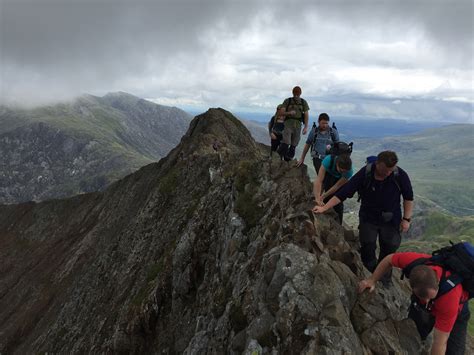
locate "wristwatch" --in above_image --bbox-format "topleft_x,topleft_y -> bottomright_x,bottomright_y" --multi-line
403,217 -> 411,222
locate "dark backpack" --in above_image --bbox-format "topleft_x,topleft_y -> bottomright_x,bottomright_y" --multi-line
401,241 -> 474,300
285,97 -> 308,123
357,156 -> 401,202
326,141 -> 353,171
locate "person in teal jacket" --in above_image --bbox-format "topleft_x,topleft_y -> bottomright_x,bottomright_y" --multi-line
313,154 -> 353,224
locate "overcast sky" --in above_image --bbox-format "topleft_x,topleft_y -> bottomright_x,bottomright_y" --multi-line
1,0 -> 473,122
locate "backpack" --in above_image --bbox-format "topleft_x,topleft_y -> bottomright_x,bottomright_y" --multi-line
357,156 -> 401,202
327,141 -> 353,171
311,122 -> 338,155
285,97 -> 308,123
401,242 -> 474,340
401,241 -> 474,300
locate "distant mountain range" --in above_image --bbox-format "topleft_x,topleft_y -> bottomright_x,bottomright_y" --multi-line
234,112 -> 449,138
0,92 -> 192,204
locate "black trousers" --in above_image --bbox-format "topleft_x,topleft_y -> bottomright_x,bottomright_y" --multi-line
313,157 -> 323,175
322,172 -> 344,224
358,222 -> 401,274
270,134 -> 282,153
446,303 -> 470,355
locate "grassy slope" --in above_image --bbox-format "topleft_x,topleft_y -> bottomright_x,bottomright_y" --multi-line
15,101 -> 154,169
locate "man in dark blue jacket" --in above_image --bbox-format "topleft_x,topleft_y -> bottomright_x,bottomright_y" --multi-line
313,151 -> 414,284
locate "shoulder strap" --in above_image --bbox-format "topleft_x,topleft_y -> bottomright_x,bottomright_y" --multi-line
285,97 -> 293,112
300,98 -> 307,112
329,154 -> 336,171
312,126 -> 319,146
401,257 -> 430,280
329,127 -> 336,142
358,163 -> 373,202
392,167 -> 401,192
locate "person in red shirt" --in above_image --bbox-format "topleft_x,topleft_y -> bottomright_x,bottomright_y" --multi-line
358,252 -> 470,355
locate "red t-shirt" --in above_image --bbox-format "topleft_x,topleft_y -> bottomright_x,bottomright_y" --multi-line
392,252 -> 469,333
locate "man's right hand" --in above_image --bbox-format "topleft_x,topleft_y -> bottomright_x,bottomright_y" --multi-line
312,205 -> 326,213
296,158 -> 304,167
358,279 -> 376,293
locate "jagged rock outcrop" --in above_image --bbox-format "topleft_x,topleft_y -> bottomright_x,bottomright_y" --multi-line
0,92 -> 192,204
0,108 -> 471,354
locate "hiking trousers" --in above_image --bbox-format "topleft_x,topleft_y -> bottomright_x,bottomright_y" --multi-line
358,222 -> 401,273
446,303 -> 470,355
282,124 -> 301,147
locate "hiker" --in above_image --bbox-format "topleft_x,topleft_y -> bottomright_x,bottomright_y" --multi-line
296,113 -> 339,173
268,105 -> 286,156
276,86 -> 309,161
358,245 -> 472,354
313,148 -> 353,224
313,151 -> 414,284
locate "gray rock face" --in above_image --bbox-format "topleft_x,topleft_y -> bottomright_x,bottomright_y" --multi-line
0,92 -> 192,204
0,108 -> 471,354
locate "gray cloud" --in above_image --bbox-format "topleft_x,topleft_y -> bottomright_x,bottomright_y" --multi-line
1,0 -> 472,122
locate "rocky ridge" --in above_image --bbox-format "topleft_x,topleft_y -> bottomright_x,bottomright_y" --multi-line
0,108 -> 470,354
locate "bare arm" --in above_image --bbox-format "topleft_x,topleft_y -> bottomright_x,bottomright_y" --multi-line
312,195 -> 342,213
400,199 -> 414,232
314,166 -> 326,204
431,328 -> 449,355
296,144 -> 311,167
358,254 -> 394,293
302,111 -> 309,134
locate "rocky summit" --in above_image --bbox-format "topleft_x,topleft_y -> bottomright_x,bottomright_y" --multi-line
0,108 -> 470,354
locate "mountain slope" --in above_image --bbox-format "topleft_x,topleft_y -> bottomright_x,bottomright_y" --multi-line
0,92 -> 192,204
0,108 -> 446,354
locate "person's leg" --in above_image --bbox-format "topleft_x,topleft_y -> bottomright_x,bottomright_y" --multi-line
291,124 -> 302,147
378,224 -> 402,283
271,138 -> 279,152
277,128 -> 291,160
378,224 -> 401,261
446,303 -> 470,355
333,201 -> 344,224
358,222 -> 379,272
313,158 -> 322,174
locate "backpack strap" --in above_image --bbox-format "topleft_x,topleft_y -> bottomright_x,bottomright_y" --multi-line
285,97 -> 292,113
329,154 -> 336,172
357,163 -> 373,202
330,127 -> 337,142
401,257 -> 430,280
392,167 -> 401,192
